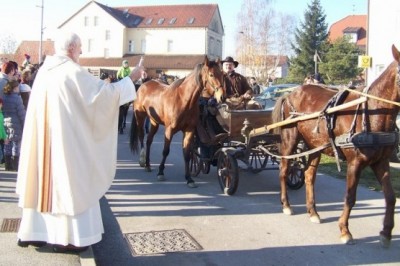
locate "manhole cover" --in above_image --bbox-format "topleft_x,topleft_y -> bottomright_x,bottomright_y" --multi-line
1,218 -> 21,232
125,229 -> 202,255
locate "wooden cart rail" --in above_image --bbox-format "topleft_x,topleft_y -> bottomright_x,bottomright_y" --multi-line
216,104 -> 273,139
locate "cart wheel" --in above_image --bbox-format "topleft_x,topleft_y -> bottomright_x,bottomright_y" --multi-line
249,150 -> 268,173
287,157 -> 305,190
189,147 -> 202,177
217,151 -> 239,195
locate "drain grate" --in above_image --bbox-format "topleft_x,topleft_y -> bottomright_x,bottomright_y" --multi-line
124,229 -> 202,256
1,218 -> 21,232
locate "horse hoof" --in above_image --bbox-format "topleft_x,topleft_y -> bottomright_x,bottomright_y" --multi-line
379,234 -> 391,248
145,167 -> 151,172
309,215 -> 321,224
139,161 -> 146,167
157,175 -> 166,181
187,181 -> 198,188
340,234 -> 355,245
282,207 -> 293,215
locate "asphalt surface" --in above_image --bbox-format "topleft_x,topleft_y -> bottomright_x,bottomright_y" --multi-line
1,108 -> 400,265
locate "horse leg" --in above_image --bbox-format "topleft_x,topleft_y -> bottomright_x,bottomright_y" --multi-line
182,130 -> 197,188
304,152 -> 321,223
156,126 -> 173,181
279,127 -> 299,215
136,112 -> 147,167
338,160 -> 362,245
144,123 -> 159,172
370,159 -> 396,248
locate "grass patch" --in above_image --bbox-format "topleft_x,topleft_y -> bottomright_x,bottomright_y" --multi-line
318,155 -> 400,198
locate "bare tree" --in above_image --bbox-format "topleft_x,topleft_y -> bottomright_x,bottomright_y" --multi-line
0,34 -> 17,54
236,0 -> 295,84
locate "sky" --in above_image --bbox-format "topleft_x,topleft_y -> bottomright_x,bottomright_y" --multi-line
0,0 -> 368,57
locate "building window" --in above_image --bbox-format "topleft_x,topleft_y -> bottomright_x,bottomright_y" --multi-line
169,18 -> 177,24
134,18 -> 141,25
344,33 -> 357,43
94,16 -> 99,26
187,17 -> 195,24
141,39 -> 146,53
158,18 -> 165,25
209,37 -> 215,55
88,39 -> 94,52
167,40 -> 173,52
84,16 -> 89,26
105,30 -> 111,40
145,18 -> 153,25
128,40 -> 134,53
104,48 -> 109,58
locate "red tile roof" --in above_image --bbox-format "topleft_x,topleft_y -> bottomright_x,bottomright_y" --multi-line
329,15 -> 367,46
111,3 -> 219,29
60,2 -> 221,31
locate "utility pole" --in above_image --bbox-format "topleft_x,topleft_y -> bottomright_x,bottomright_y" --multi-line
38,0 -> 44,64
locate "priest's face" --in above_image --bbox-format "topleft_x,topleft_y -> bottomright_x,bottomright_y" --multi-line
69,38 -> 82,64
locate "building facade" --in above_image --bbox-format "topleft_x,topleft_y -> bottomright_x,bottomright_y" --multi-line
366,0 -> 400,85
56,1 -> 224,77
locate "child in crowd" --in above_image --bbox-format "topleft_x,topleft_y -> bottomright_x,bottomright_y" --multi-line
2,80 -> 26,171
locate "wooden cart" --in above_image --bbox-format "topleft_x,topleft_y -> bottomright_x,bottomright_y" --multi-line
189,104 -> 306,195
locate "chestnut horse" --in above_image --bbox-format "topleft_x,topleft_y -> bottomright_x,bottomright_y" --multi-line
130,56 -> 224,188
272,45 -> 400,247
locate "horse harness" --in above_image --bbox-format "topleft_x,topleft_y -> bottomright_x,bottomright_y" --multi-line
285,86 -> 399,171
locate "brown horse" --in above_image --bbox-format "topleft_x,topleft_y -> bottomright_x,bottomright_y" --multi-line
130,56 -> 224,188
272,45 -> 400,247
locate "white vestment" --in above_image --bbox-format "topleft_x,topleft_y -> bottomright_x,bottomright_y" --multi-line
16,55 -> 136,246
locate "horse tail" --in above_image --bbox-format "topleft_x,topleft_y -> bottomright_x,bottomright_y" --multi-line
129,108 -> 139,153
271,95 -> 287,135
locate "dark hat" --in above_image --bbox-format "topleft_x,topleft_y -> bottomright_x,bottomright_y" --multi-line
221,56 -> 239,67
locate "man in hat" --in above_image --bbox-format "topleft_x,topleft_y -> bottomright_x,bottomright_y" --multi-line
221,56 -> 253,102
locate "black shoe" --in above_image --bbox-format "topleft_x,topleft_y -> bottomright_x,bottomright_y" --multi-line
52,244 -> 89,253
18,239 -> 47,248
119,128 -> 124,134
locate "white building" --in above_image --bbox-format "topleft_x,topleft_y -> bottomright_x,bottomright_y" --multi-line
56,1 -> 225,77
366,0 -> 400,85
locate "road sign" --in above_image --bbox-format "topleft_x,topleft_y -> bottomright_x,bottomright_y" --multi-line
358,55 -> 372,68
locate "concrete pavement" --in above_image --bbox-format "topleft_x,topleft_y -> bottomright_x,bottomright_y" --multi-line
1,108 -> 400,265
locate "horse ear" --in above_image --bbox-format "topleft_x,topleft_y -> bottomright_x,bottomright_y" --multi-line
204,55 -> 210,66
216,57 -> 221,65
392,44 -> 400,62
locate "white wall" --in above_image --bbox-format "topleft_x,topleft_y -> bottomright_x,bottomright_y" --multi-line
127,28 -> 207,55
59,2 -> 126,58
367,0 -> 400,85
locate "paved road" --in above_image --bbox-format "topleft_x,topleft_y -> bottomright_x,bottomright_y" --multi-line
0,107 -> 399,266
92,109 -> 400,266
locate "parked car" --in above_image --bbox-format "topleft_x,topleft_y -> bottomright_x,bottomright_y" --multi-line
254,83 -> 299,110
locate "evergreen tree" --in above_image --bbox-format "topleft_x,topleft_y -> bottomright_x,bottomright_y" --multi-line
318,37 -> 362,85
287,0 -> 328,83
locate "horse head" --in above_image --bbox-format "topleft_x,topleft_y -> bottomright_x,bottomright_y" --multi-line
392,44 -> 400,88
201,56 -> 225,103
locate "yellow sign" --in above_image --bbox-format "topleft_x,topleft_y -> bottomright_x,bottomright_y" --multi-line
358,56 -> 371,68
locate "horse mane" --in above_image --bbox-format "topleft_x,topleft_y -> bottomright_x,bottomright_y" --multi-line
168,77 -> 185,90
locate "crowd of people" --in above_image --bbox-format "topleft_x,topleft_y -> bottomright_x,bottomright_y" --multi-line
0,56 -> 39,171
